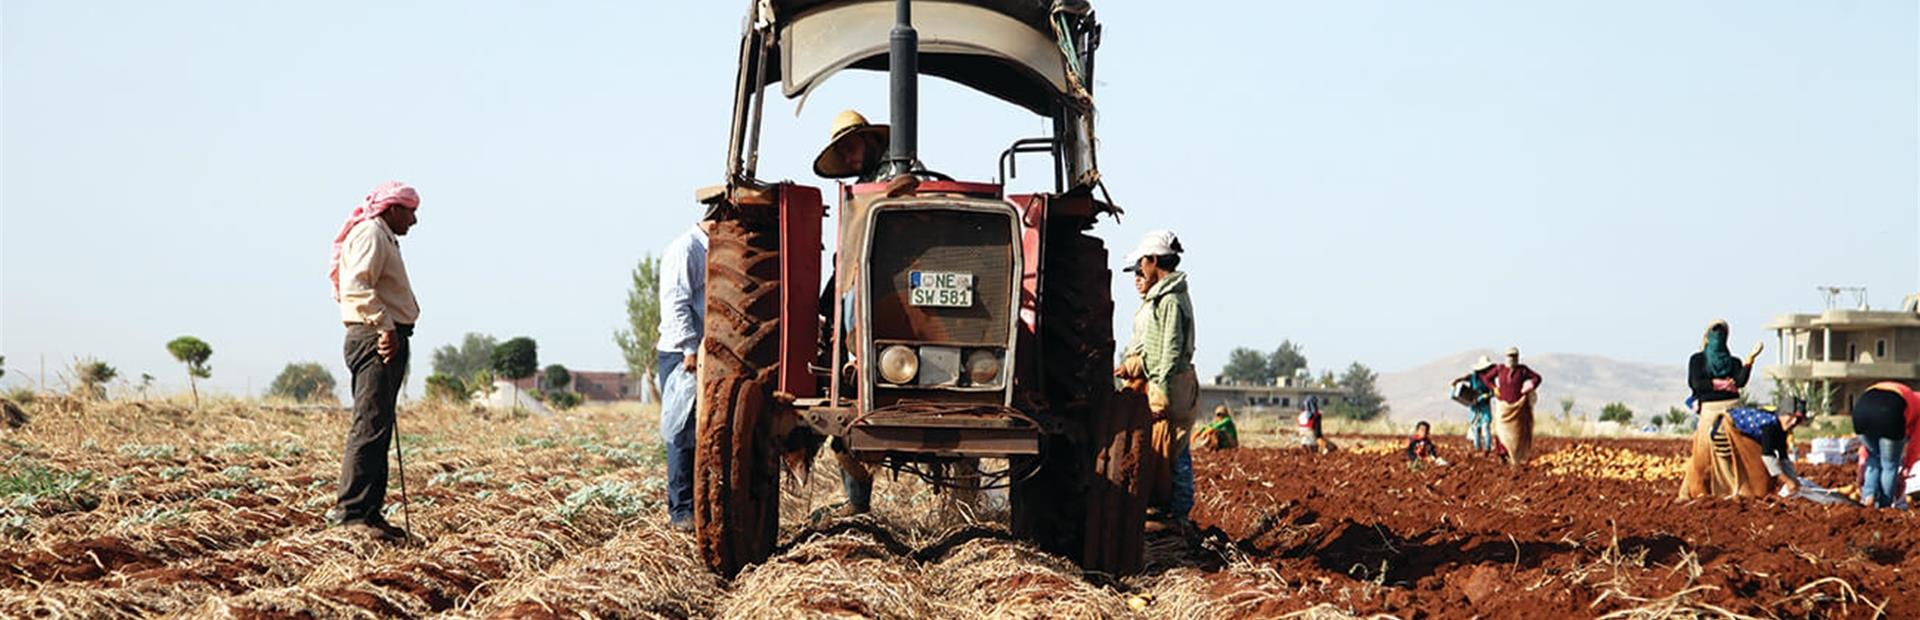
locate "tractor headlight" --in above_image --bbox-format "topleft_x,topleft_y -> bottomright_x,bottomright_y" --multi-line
879,345 -> 919,385
966,349 -> 1002,386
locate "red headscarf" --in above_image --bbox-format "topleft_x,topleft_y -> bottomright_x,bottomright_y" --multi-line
329,181 -> 420,301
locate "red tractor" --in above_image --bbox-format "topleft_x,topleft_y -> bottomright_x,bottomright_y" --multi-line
696,0 -> 1148,576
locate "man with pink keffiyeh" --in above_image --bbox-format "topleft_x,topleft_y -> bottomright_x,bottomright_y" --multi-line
326,180 -> 421,542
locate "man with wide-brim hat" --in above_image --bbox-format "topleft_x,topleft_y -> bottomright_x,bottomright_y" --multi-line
1459,356 -> 1498,456
813,110 -> 891,181
812,111 -> 893,520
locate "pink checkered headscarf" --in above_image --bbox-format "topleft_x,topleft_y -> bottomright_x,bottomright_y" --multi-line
328,181 -> 420,301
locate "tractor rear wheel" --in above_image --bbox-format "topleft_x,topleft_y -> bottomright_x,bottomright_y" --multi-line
1012,219 -> 1147,574
694,216 -> 783,576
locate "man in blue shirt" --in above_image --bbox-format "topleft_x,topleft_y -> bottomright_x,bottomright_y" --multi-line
658,221 -> 711,531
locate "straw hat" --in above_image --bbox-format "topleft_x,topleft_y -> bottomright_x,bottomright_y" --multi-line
812,110 -> 890,178
1471,356 -> 1495,372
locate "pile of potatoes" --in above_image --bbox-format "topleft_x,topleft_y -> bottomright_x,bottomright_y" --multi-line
1537,444 -> 1687,482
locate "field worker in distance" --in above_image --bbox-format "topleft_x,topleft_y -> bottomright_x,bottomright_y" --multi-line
1405,421 -> 1447,468
814,110 -> 891,518
1115,230 -> 1199,533
1726,401 -> 1809,497
327,181 -> 421,543
1297,395 -> 1337,454
659,219 -> 713,531
1851,382 -> 1919,509
1679,320 -> 1767,500
1477,347 -> 1542,465
1192,404 -> 1239,451
1453,356 -> 1497,456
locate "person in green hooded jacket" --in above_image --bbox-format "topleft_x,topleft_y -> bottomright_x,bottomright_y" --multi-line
1115,229 -> 1198,532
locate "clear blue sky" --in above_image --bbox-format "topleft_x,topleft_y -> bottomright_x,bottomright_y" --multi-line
4,1 -> 1915,396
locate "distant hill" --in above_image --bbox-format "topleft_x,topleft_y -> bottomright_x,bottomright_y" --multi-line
1378,350 -> 1687,425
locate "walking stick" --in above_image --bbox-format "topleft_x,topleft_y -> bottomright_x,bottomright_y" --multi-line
394,356 -> 414,541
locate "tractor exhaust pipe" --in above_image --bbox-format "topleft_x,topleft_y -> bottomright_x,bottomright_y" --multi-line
885,0 -> 918,177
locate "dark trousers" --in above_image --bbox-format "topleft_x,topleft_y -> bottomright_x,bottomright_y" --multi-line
658,351 -> 696,522
335,323 -> 411,524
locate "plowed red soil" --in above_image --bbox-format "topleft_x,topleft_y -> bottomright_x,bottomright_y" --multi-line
1189,436 -> 1919,619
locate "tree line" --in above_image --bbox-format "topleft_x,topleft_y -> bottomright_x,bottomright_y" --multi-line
1218,340 -> 1388,420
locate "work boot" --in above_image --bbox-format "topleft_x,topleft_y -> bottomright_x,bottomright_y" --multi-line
668,515 -> 694,532
340,520 -> 407,543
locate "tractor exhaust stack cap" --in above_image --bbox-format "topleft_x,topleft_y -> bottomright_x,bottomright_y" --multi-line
885,0 -> 918,177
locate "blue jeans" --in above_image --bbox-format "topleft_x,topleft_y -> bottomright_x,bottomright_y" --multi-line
1859,434 -> 1907,509
658,351 -> 697,523
1170,440 -> 1194,520
1467,405 -> 1493,452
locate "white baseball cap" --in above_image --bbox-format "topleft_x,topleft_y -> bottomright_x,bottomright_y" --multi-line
1122,230 -> 1183,272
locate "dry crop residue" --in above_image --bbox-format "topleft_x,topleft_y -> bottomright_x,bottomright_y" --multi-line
5,398 -> 1916,618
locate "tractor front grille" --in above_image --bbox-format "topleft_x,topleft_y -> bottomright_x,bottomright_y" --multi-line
868,209 -> 1016,346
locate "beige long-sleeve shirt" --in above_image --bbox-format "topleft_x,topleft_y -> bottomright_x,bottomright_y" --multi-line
338,218 -> 418,330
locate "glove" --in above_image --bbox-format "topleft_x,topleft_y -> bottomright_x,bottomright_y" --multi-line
1118,354 -> 1146,379
1148,381 -> 1170,415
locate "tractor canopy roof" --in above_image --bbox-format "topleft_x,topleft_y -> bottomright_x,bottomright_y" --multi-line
759,0 -> 1095,116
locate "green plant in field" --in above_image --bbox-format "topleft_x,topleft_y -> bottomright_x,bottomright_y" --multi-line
429,470 -> 491,487
512,435 -> 560,450
217,441 -> 260,455
267,439 -> 307,459
119,506 -> 187,527
558,480 -> 648,520
117,443 -> 178,460
160,466 -> 189,481
0,458 -> 99,509
205,488 -> 239,501
165,336 -> 214,408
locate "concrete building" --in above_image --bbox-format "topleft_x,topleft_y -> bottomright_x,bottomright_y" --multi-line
1765,293 -> 1920,415
500,370 -> 647,402
1199,374 -> 1347,419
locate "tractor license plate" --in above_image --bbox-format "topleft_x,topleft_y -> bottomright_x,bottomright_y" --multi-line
909,271 -> 973,307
